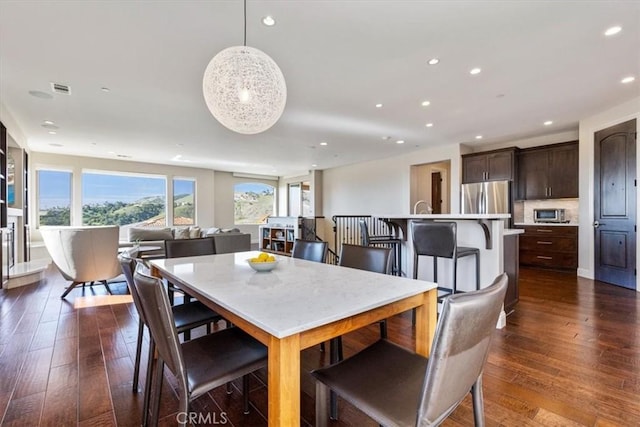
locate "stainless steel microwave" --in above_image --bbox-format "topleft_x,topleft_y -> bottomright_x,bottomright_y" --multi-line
534,208 -> 566,223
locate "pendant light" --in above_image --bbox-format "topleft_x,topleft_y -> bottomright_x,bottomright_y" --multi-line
202,0 -> 287,134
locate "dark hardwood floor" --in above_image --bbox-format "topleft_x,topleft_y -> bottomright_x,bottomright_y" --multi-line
1,266 -> 639,426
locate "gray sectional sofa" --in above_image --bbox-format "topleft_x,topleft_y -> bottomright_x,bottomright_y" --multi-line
120,226 -> 251,257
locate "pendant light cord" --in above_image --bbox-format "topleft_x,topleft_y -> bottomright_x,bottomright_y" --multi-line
243,0 -> 247,47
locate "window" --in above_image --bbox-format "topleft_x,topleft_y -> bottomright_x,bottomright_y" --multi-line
38,169 -> 72,226
234,182 -> 275,224
173,178 -> 195,225
81,171 -> 166,227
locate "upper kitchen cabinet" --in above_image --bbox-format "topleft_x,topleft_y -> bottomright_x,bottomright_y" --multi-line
517,141 -> 578,200
462,147 -> 517,183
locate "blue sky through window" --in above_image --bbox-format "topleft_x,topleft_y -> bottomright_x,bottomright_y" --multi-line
82,173 -> 165,205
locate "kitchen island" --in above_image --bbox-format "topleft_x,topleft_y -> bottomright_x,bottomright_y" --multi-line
378,214 -> 519,328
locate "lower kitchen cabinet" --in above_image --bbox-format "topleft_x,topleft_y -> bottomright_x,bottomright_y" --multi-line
518,225 -> 578,270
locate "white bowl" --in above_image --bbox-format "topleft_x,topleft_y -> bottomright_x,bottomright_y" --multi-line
247,259 -> 278,272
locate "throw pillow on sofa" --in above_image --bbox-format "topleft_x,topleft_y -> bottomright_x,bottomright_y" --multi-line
128,227 -> 174,242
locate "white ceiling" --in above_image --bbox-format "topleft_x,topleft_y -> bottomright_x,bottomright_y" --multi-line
1,1 -> 638,177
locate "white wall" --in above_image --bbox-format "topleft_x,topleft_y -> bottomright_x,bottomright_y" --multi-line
322,143 -> 462,235
577,96 -> 640,291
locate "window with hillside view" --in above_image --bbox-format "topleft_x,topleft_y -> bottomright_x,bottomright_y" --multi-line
38,169 -> 72,226
81,171 -> 167,228
173,178 -> 195,225
234,182 -> 275,224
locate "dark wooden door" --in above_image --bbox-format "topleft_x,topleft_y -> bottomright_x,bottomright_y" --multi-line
462,154 -> 487,183
431,171 -> 442,214
594,119 -> 636,288
548,142 -> 579,198
518,149 -> 548,199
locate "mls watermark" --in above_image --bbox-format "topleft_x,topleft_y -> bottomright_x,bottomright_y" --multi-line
176,411 -> 229,425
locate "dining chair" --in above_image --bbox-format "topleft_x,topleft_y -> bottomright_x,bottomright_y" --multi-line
164,237 -> 217,305
330,243 -> 392,418
312,273 -> 508,427
118,250 -> 225,424
132,268 -> 268,426
359,219 -> 402,276
291,239 -> 328,263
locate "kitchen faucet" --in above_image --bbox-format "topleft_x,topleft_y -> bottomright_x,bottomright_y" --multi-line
413,200 -> 433,215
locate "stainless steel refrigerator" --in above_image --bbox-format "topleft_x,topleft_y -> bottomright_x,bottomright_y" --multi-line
461,180 -> 510,215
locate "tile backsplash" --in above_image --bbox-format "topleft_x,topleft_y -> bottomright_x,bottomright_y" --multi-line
513,199 -> 579,224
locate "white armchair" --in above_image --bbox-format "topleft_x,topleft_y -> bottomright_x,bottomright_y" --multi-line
40,225 -> 122,299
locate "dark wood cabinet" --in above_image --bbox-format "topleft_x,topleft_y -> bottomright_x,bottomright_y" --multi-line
517,141 -> 578,199
518,225 -> 577,270
503,233 -> 519,313
462,148 -> 516,183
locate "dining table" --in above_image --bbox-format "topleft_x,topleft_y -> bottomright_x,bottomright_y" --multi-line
149,250 -> 438,426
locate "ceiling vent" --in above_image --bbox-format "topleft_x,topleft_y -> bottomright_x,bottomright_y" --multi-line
50,82 -> 71,95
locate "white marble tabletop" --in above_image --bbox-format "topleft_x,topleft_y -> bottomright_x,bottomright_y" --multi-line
150,251 -> 436,338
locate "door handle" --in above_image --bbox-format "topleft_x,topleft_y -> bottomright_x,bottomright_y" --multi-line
593,221 -> 602,228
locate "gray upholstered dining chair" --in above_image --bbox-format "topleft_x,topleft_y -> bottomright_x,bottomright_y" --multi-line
164,237 -> 216,305
329,243 -> 393,418
312,273 -> 508,427
132,268 -> 268,427
118,250 -> 222,398
291,239 -> 328,263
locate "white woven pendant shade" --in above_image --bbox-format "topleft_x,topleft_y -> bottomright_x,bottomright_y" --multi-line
203,45 -> 287,134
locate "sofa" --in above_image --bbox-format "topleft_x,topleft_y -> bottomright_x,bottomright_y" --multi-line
120,226 -> 251,257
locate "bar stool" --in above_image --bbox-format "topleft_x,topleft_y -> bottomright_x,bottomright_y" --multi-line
359,219 -> 402,276
411,220 -> 480,302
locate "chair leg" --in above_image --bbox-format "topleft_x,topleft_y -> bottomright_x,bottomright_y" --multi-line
150,359 -> 164,427
242,374 -> 250,414
329,338 -> 341,419
315,381 -> 329,427
475,252 -> 480,290
132,319 -> 144,392
379,319 -> 387,339
60,281 -> 82,299
101,280 -> 113,295
142,340 -> 156,427
471,375 -> 485,427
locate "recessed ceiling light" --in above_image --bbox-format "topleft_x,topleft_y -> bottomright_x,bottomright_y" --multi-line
29,90 -> 53,99
381,136 -> 391,140
48,131 -> 57,135
421,100 -> 431,107
427,58 -> 439,65
604,26 -> 622,36
470,68 -> 482,75
42,123 -> 59,130
543,120 -> 553,126
101,87 -> 110,92
375,103 -> 383,108
621,76 -> 635,84
425,123 -> 434,127
43,120 -> 55,125
396,140 -> 405,144
311,164 -> 318,167
475,135 -> 483,140
320,141 -> 328,146
262,15 -> 276,26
